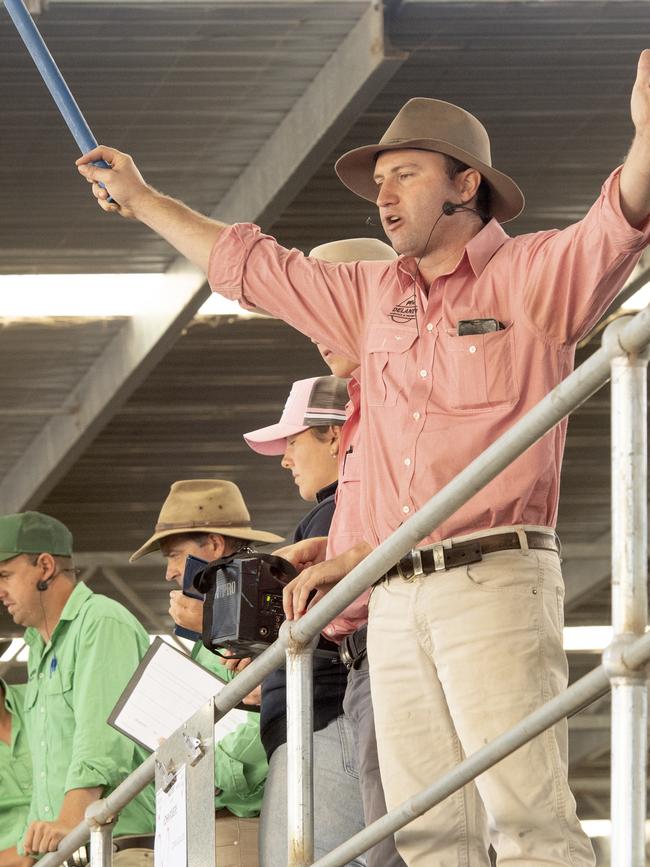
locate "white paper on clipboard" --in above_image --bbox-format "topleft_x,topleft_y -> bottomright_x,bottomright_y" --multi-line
155,764 -> 187,867
108,638 -> 251,752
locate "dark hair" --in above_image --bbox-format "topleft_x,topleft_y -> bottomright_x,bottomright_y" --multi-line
160,531 -> 245,557
308,424 -> 341,443
443,155 -> 491,223
25,552 -> 77,579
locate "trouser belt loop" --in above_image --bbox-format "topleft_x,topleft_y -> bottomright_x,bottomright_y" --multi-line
515,528 -> 530,555
412,547 -> 425,576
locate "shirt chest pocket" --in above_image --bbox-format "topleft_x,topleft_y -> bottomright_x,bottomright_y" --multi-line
438,323 -> 519,412
365,325 -> 417,407
26,669 -> 74,722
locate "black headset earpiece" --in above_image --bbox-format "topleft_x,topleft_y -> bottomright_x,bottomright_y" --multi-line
36,576 -> 54,592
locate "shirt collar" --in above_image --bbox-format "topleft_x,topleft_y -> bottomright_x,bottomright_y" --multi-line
396,218 -> 509,284
316,480 -> 338,502
24,581 -> 93,648
464,219 -> 509,277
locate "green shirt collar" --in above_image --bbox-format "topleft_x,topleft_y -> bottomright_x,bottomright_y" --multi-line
24,581 -> 93,648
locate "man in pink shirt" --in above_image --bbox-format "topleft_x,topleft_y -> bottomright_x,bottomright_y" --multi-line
77,50 -> 650,866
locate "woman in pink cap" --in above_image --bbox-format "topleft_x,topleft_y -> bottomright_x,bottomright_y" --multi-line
244,373 -> 367,867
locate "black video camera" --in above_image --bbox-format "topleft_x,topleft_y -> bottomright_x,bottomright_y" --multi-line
192,551 -> 337,659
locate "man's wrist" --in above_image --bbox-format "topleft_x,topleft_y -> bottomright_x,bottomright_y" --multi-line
129,184 -> 163,223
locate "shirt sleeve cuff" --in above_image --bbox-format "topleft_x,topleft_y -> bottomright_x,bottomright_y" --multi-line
64,760 -> 117,794
207,223 -> 264,309
601,167 -> 650,249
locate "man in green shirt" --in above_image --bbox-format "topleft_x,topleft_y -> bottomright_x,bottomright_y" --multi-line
0,511 -> 155,864
0,679 -> 32,867
130,479 -> 282,867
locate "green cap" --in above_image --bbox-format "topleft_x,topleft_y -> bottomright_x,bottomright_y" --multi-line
0,511 -> 73,563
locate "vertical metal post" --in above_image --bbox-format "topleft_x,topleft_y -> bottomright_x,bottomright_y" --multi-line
88,824 -> 114,867
84,802 -> 115,867
606,318 -> 649,867
284,623 -> 316,867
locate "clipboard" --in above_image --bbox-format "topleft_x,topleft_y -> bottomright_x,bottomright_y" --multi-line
108,637 -> 257,753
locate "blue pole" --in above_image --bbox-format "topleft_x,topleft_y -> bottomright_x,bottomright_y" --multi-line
4,0 -> 112,178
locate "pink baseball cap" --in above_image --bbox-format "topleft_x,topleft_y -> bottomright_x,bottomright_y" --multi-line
244,376 -> 349,456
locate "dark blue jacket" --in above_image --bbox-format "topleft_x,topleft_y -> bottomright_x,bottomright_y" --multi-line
260,481 -> 348,760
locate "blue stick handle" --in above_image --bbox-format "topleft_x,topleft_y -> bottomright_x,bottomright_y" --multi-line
4,0 -> 113,195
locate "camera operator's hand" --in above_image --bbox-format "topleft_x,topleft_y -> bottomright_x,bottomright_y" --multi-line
274,536 -> 328,571
222,653 -> 261,706
283,541 -> 372,620
169,590 -> 203,632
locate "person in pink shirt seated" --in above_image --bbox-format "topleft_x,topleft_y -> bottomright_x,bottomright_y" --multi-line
77,52 -> 650,866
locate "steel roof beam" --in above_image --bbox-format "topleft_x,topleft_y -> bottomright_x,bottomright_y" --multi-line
0,1 -> 406,513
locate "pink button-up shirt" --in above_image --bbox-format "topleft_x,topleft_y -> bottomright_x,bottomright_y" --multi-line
321,376 -> 369,643
210,169 -> 650,550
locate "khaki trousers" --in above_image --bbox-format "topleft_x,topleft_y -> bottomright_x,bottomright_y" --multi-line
113,849 -> 153,867
367,536 -> 596,867
215,813 -> 260,867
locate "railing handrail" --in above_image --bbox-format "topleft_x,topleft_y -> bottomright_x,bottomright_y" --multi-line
37,305 -> 650,867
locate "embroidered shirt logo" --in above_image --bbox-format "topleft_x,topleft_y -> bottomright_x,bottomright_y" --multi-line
389,296 -> 417,323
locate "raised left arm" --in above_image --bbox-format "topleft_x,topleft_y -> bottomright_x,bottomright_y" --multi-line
620,49 -> 650,226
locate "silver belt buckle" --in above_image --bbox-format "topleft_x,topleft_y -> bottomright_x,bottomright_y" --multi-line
412,548 -> 424,577
432,543 -> 446,572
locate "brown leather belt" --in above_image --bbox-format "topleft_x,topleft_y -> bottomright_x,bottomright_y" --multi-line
385,531 -> 559,582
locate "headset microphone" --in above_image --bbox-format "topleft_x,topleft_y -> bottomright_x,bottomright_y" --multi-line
36,576 -> 54,592
442,200 -> 483,218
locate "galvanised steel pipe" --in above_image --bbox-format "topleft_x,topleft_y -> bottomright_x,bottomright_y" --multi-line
38,757 -> 155,867
606,316 -> 649,867
285,625 -> 316,867
88,825 -> 114,867
3,0 -> 111,168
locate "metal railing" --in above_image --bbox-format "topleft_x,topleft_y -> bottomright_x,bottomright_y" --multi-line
38,306 -> 650,867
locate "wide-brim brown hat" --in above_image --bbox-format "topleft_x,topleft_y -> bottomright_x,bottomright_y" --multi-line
130,479 -> 283,561
335,98 -> 524,223
309,237 -> 397,263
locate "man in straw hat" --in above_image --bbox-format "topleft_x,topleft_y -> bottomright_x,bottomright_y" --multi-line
0,511 -> 155,863
130,479 -> 282,867
78,51 -> 650,865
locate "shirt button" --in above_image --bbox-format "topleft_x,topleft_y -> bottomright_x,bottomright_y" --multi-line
413,412 -> 420,421
402,505 -> 410,514
404,458 -> 411,466
419,369 -> 427,378
469,345 -> 477,354
41,771 -> 46,778
43,806 -> 50,813
426,323 -> 434,332
40,741 -> 45,747
38,673 -> 43,679
40,707 -> 45,713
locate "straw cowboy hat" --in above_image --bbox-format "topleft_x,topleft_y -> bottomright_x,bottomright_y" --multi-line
309,237 -> 397,263
130,479 -> 283,561
335,98 -> 525,223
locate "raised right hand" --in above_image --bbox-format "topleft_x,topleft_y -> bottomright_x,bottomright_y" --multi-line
76,146 -> 151,219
